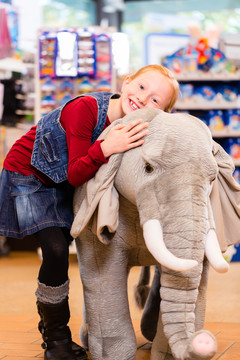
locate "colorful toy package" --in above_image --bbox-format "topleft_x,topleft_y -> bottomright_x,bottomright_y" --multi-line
208,110 -> 225,131
77,28 -> 95,77
94,34 -> 111,79
55,30 -> 78,77
222,138 -> 240,160
217,84 -> 238,102
226,109 -> 240,131
179,84 -> 194,102
194,85 -> 216,101
39,31 -> 57,78
163,37 -> 231,74
233,167 -> 240,183
57,78 -> 75,106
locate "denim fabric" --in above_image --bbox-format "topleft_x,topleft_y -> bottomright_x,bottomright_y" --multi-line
31,92 -> 116,183
0,169 -> 74,238
0,92 -> 120,239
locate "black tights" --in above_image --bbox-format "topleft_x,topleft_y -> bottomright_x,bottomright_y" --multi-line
36,227 -> 72,287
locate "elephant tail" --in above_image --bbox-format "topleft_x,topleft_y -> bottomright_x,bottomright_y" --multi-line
134,266 -> 151,309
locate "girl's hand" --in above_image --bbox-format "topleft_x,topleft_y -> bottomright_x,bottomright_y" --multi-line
100,118 -> 149,158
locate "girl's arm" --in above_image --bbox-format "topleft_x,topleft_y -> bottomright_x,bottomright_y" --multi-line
61,96 -> 109,187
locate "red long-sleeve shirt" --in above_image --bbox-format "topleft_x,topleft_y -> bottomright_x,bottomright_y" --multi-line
4,96 -> 110,187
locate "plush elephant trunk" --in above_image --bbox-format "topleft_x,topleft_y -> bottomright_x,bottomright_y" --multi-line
143,220 -> 198,271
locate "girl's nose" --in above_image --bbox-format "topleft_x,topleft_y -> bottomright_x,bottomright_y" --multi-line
137,94 -> 147,104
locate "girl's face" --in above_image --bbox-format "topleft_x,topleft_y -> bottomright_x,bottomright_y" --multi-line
120,70 -> 174,116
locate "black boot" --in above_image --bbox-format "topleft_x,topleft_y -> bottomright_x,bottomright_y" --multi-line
37,298 -> 88,360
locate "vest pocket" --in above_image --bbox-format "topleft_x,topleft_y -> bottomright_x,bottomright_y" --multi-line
40,131 -> 60,162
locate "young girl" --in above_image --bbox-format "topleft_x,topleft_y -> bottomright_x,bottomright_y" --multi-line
0,64 -> 179,360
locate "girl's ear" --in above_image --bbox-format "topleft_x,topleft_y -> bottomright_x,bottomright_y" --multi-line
125,76 -> 131,84
121,75 -> 131,91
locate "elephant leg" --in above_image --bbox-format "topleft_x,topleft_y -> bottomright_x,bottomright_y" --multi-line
134,266 -> 151,309
76,233 -> 137,360
141,265 -> 161,342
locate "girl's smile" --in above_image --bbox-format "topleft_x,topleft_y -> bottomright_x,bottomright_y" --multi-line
120,70 -> 174,116
129,99 -> 139,110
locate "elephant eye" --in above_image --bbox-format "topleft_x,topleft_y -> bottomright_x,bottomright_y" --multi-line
145,163 -> 154,173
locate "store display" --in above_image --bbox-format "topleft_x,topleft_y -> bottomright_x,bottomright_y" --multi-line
163,37 -> 237,75
37,27 -> 113,117
94,33 -> 111,79
39,31 -> 56,78
208,110 -> 225,131
164,38 -> 240,262
55,30 -> 78,77
77,28 -> 95,77
164,39 -> 240,185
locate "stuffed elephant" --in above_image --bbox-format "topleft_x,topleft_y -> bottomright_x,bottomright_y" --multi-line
71,108 -> 240,360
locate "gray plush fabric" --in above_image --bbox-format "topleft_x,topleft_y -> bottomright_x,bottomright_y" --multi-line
71,108 -> 240,360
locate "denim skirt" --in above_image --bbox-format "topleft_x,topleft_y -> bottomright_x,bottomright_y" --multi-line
0,169 -> 74,239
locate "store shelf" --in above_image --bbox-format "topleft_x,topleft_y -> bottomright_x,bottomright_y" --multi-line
175,71 -> 240,82
0,57 -> 30,73
174,70 -> 240,182
210,130 -> 240,138
15,109 -> 34,116
175,98 -> 240,110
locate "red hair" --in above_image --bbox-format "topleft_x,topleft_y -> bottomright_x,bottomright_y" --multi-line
127,64 -> 179,112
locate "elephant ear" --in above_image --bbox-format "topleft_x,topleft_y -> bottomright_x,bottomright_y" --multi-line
71,107 -> 160,244
71,158 -> 120,244
210,140 -> 240,251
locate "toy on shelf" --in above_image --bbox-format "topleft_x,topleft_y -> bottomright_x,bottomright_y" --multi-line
208,110 -> 225,132
167,34 -> 240,184
38,27 -> 113,117
177,82 -> 240,109
226,109 -> 240,131
233,167 -> 240,183
77,77 -> 94,95
55,30 -> 78,77
39,32 -> 57,78
94,33 -> 111,79
194,85 -> 216,101
57,78 -> 75,106
77,28 -> 95,77
163,37 -> 239,77
222,138 -> 240,160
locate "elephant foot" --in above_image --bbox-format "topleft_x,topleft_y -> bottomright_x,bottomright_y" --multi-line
186,330 -> 217,360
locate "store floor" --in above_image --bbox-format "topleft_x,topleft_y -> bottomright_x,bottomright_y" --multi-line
0,251 -> 240,359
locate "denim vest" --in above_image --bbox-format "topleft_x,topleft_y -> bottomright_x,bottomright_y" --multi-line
31,92 -> 118,183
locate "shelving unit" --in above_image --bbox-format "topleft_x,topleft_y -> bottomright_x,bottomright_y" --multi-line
174,71 -> 240,180
35,27 -> 115,122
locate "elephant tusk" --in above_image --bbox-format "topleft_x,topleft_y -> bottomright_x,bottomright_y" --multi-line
205,229 -> 229,273
143,219 -> 198,272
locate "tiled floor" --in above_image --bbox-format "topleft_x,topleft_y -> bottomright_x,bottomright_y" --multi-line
0,251 -> 240,359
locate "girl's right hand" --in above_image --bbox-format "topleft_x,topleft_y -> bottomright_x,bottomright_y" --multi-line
100,118 -> 149,158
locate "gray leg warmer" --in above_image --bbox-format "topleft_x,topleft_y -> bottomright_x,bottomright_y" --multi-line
35,278 -> 70,304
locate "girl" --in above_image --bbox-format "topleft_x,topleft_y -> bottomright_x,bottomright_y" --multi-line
0,64 -> 179,360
